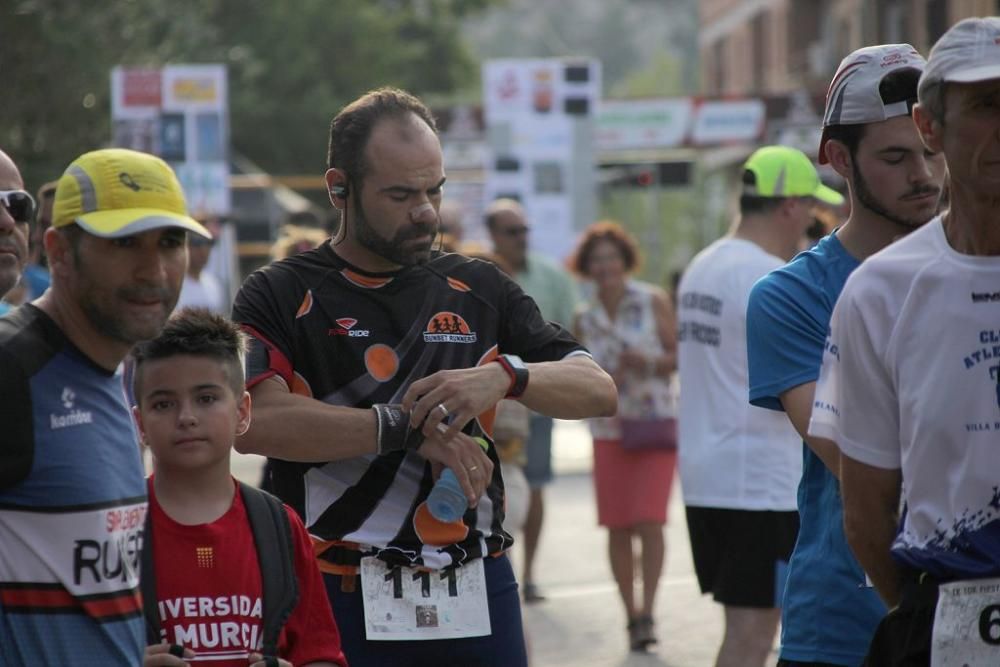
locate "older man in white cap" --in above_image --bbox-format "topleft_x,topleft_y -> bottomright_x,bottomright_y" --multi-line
810,17 -> 1000,665
0,148 -> 210,665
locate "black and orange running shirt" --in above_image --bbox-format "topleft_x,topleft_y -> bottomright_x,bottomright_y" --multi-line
233,245 -> 587,569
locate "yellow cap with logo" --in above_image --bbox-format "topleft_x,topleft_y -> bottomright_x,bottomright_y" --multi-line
742,146 -> 844,206
52,148 -> 211,239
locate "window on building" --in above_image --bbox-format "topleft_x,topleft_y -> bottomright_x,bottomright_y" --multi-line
926,0 -> 947,46
835,17 -> 852,67
788,0 -> 821,78
877,0 -> 907,43
713,39 -> 726,94
859,3 -> 877,44
752,11 -> 767,93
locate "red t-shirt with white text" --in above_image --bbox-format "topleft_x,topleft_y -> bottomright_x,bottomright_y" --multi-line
148,478 -> 346,666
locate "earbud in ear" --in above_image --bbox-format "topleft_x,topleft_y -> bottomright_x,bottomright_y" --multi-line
330,184 -> 348,199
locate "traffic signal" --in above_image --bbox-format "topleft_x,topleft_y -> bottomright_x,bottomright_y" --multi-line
601,162 -> 693,189
633,169 -> 655,187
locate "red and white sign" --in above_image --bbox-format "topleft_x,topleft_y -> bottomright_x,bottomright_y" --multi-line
121,69 -> 162,108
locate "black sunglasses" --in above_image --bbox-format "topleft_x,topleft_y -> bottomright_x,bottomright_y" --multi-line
0,190 -> 36,224
500,225 -> 530,237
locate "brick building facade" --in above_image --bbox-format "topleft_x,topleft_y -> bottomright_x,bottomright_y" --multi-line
700,0 -> 1000,96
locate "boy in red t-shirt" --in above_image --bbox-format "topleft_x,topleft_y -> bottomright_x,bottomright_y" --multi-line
132,308 -> 347,667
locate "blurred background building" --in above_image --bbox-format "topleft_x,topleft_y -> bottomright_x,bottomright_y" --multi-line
681,0 -> 997,277
700,0 -> 1000,97
5,0 -> 997,294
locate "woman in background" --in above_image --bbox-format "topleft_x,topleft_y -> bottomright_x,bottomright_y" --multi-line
570,221 -> 678,653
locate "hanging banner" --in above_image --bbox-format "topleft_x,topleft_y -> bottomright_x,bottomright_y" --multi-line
595,99 -> 694,151
111,64 -> 230,217
483,58 -> 601,260
690,98 -> 766,146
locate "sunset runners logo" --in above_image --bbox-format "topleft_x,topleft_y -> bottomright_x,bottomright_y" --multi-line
423,312 -> 477,343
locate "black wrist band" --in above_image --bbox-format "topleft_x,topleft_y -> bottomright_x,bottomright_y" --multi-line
372,403 -> 425,455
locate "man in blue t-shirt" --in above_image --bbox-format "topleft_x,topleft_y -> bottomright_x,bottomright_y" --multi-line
746,44 -> 947,666
0,148 -> 210,665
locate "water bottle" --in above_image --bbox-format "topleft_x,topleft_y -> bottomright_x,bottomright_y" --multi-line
427,437 -> 489,522
427,468 -> 468,522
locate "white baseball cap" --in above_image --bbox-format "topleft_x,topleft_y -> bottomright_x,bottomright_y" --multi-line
918,17 -> 1000,105
818,44 -> 926,164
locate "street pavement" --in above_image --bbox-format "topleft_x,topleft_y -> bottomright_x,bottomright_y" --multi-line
512,420 -> 725,667
231,420 -> 758,667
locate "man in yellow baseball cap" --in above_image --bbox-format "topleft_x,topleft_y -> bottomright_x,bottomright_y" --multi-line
52,147 -> 211,239
0,148 -> 207,665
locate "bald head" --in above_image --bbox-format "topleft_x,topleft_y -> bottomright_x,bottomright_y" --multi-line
438,201 -> 464,241
485,198 -> 526,227
486,198 -> 529,270
0,149 -> 29,299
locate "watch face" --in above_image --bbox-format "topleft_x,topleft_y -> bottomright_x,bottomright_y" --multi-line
501,354 -> 529,398
504,354 -> 526,371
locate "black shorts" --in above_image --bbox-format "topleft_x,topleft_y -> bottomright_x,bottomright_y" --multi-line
685,506 -> 799,608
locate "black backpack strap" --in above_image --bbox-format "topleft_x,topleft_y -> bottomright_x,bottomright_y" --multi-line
139,506 -> 162,646
239,481 -> 300,660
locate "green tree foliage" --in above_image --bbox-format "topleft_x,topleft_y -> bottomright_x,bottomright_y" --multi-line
3,0 -> 493,188
610,49 -> 686,99
463,0 -> 698,95
3,2 -> 219,188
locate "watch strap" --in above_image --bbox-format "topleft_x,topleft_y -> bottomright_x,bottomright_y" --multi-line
495,354 -> 529,399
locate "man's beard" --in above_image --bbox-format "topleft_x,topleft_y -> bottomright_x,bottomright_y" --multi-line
63,241 -> 179,346
852,159 -> 940,230
353,198 -> 437,267
76,278 -> 176,346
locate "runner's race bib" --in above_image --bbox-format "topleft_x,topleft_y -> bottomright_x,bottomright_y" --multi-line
932,576 -> 1000,665
360,556 -> 491,641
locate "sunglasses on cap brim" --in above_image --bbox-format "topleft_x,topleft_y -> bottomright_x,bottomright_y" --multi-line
0,190 -> 36,224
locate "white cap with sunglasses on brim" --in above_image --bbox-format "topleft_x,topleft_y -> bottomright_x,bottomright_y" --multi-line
818,44 -> 926,164
918,17 -> 1000,104
52,148 -> 211,240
